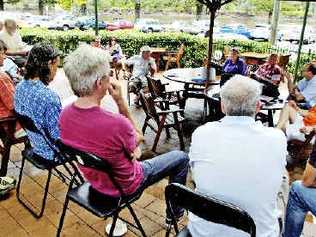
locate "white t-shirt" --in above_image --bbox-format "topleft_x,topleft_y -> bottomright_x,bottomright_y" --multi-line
0,30 -> 27,53
125,55 -> 156,78
188,116 -> 287,237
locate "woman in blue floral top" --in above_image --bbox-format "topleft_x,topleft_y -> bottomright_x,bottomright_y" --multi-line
14,43 -> 61,161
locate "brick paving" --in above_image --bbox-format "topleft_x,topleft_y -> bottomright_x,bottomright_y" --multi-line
0,69 -> 316,236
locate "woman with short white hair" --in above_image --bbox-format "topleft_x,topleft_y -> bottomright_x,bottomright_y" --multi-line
220,74 -> 262,117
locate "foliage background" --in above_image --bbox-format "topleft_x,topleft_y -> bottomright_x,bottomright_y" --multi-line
20,28 -> 316,79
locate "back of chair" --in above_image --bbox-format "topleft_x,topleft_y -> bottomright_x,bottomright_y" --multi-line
176,44 -> 185,64
139,91 -> 159,121
56,140 -> 126,196
278,54 -> 290,69
147,76 -> 166,99
165,183 -> 256,237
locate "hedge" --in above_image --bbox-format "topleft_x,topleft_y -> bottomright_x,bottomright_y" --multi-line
20,28 -> 315,79
20,28 -> 271,66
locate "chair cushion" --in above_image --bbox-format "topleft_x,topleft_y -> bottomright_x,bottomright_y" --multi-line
176,227 -> 192,237
22,148 -> 59,170
68,182 -> 142,218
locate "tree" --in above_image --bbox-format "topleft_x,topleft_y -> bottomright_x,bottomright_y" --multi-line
0,0 -> 20,11
135,0 -> 141,20
196,1 -> 203,20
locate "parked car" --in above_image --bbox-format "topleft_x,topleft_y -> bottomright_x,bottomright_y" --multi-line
47,15 -> 76,31
249,24 -> 270,41
25,15 -> 52,28
234,24 -> 251,38
135,18 -> 162,33
280,26 -> 315,44
106,20 -> 134,31
219,25 -> 234,34
164,21 -> 187,32
75,17 -> 107,30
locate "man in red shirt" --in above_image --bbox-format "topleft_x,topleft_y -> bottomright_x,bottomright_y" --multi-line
60,44 -> 189,224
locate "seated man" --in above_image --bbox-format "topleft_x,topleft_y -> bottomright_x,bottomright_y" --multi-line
277,100 -> 316,141
0,19 -> 29,67
283,139 -> 316,237
251,53 -> 282,98
0,38 -> 23,138
125,45 -> 156,105
189,75 -> 287,237
287,63 -> 316,109
0,40 -> 20,84
61,44 -> 189,224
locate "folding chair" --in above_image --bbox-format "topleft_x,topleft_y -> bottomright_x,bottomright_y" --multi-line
15,113 -> 75,218
56,140 -> 147,237
165,183 -> 256,237
0,116 -> 28,176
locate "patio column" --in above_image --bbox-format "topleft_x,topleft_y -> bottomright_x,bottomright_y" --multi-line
270,0 -> 281,45
94,0 -> 99,36
294,1 -> 310,81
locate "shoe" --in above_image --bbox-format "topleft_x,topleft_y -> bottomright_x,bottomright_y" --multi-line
0,176 -> 16,196
105,219 -> 127,237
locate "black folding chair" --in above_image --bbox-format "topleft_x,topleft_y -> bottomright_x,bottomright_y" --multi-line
165,183 -> 256,237
15,112 -> 75,218
56,140 -> 147,237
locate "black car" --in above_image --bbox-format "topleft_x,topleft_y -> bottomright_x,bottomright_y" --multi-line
75,17 -> 107,30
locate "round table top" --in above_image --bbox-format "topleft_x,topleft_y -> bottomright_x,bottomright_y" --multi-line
241,52 -> 270,59
163,68 -> 220,86
205,86 -> 286,111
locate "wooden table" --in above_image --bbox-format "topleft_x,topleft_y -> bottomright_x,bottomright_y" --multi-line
150,47 -> 167,72
205,86 -> 286,127
241,52 -> 270,65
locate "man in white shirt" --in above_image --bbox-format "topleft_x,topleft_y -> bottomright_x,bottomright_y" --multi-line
188,75 -> 287,237
0,19 -> 29,67
125,45 -> 156,105
288,63 -> 316,109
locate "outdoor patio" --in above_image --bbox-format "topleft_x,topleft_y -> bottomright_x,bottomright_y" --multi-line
0,69 -> 315,237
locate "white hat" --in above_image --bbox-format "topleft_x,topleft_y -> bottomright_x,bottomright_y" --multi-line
140,45 -> 151,53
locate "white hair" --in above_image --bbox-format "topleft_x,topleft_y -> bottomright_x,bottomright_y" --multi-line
63,44 -> 111,97
220,75 -> 262,117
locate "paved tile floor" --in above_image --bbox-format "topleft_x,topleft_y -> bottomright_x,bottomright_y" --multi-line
0,69 -> 316,236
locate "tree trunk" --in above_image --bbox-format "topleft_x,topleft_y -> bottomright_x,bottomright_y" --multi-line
135,0 -> 141,21
38,0 -> 44,15
0,0 -> 4,11
196,2 -> 203,21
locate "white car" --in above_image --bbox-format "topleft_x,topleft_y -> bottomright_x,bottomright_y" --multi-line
249,24 -> 270,41
135,18 -> 162,33
47,15 -> 76,31
164,21 -> 187,32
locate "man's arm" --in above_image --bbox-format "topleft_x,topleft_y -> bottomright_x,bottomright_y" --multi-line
109,80 -> 144,144
149,58 -> 157,76
303,141 -> 316,187
0,74 -> 15,112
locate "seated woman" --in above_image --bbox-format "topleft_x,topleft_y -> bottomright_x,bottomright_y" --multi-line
0,40 -> 20,84
90,36 -> 105,50
221,48 -> 247,87
14,43 -> 61,162
105,37 -> 123,63
251,53 -> 282,98
277,100 -> 316,142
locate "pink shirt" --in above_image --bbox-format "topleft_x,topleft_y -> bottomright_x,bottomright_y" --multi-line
59,104 -> 144,197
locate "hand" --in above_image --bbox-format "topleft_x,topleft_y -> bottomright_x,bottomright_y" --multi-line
300,126 -> 315,135
288,100 -> 299,110
108,80 -> 123,103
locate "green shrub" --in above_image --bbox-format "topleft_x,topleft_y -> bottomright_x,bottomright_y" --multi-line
20,28 -> 315,78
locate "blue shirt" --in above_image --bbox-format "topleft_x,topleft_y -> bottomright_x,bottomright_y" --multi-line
297,75 -> 316,107
222,58 -> 248,76
14,79 -> 61,160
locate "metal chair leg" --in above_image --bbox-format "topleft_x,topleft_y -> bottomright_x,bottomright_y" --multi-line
127,205 -> 147,237
16,157 -> 52,219
109,212 -> 119,237
56,195 -> 70,237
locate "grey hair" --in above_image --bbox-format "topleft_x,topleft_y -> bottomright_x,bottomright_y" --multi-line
220,75 -> 262,117
63,44 -> 111,97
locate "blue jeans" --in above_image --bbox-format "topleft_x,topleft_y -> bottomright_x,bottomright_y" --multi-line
284,181 -> 316,237
136,150 -> 189,217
